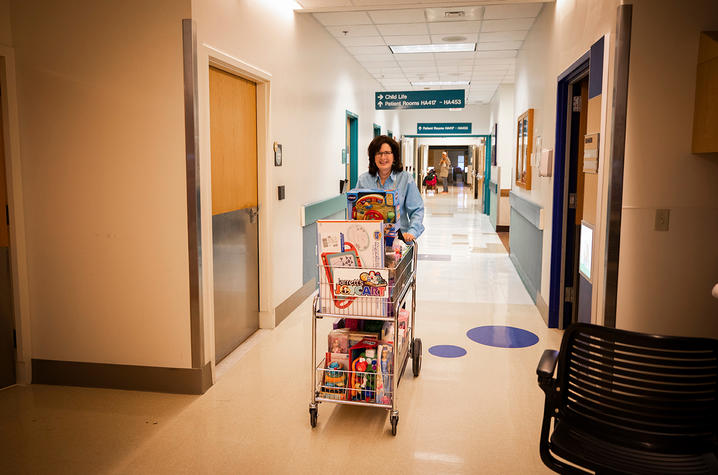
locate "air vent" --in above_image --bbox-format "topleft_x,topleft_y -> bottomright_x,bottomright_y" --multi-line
444,10 -> 465,18
442,35 -> 467,43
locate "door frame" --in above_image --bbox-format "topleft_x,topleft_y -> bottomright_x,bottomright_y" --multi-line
372,123 -> 380,138
345,111 -> 358,189
0,45 -> 32,385
548,52 -> 590,329
197,41 -> 274,369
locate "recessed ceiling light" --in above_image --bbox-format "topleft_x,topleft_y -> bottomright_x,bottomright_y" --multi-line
389,43 -> 476,54
411,80 -> 470,86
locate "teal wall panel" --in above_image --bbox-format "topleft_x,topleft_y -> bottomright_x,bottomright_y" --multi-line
489,183 -> 499,230
509,207 -> 543,302
302,209 -> 345,286
303,194 -> 347,227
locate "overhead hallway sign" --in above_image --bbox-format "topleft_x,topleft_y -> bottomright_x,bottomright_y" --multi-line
417,123 -> 472,134
375,89 -> 465,110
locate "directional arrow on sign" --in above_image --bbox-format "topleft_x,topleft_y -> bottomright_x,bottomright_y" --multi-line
377,101 -> 383,107
378,94 -> 383,100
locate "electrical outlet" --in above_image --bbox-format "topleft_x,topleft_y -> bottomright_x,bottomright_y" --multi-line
654,209 -> 670,231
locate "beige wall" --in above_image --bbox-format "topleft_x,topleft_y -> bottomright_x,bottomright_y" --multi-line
7,0 -> 194,367
191,0 -> 402,360
489,84 -> 515,190
513,0 -> 619,313
617,0 -> 718,337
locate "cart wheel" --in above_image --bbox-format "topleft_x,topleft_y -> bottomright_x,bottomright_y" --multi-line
412,338 -> 422,377
390,414 -> 399,436
309,407 -> 318,428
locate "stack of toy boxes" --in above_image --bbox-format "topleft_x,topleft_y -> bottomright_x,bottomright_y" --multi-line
316,220 -> 386,317
346,189 -> 400,247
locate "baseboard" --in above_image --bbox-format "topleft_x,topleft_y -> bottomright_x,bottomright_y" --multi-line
496,225 -> 510,232
536,292 -> 549,326
275,278 -> 316,326
32,359 -> 213,394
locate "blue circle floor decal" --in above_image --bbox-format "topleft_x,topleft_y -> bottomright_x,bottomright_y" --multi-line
467,326 -> 539,348
428,345 -> 467,358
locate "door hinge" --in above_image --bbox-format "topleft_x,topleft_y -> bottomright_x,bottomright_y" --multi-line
568,193 -> 577,209
572,96 -> 582,112
564,287 -> 575,303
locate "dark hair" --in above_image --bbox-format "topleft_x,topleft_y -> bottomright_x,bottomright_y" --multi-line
367,135 -> 403,176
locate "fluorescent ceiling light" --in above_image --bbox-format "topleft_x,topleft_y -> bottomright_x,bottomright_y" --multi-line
411,80 -> 470,86
390,43 -> 476,54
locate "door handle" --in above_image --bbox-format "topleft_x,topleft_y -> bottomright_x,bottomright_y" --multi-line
247,206 -> 259,223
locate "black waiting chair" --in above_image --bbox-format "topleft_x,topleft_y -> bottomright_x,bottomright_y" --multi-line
536,323 -> 718,474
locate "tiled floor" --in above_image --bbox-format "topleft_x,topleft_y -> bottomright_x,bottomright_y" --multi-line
1,185 -> 562,474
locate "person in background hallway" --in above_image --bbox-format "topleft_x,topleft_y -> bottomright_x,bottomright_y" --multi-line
356,135 -> 425,242
439,152 -> 450,193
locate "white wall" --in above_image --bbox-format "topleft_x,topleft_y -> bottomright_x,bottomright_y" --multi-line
6,0 -> 194,367
512,0 -> 619,308
489,84 -> 515,189
616,0 -> 718,338
191,0 -> 402,343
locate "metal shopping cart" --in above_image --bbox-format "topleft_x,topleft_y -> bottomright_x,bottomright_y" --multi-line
309,242 -> 421,436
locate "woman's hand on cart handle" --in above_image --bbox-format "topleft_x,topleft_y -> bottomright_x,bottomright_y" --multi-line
403,232 -> 415,243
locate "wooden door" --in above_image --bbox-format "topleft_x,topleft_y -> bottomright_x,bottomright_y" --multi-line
0,86 -> 14,388
209,67 -> 259,362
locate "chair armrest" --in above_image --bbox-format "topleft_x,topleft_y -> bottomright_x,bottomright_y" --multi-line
536,349 -> 559,392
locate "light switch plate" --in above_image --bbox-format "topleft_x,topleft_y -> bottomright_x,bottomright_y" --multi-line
654,209 -> 670,231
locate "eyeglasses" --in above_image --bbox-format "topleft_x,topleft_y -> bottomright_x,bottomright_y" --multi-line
375,151 -> 393,157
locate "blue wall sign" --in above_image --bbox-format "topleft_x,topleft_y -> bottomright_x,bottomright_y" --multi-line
417,123 -> 472,134
375,90 -> 465,110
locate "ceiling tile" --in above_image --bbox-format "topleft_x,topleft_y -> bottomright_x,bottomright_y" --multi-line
481,18 -> 536,32
296,0 -> 352,7
377,23 -> 429,36
337,36 -> 387,46
353,0 -> 417,5
474,57 -> 516,65
428,21 -> 482,35
473,63 -> 510,71
395,53 -> 435,62
401,66 -> 438,73
478,30 -> 528,42
440,71 -> 472,80
477,41 -> 523,51
353,53 -> 394,62
383,35 -> 431,46
347,45 -> 392,55
326,24 -> 381,37
435,60 -> 475,70
362,60 -> 400,68
433,51 -> 477,60
430,33 -> 478,44
472,71 -> 509,79
483,4 -> 543,20
313,11 -> 372,26
367,9 -> 427,24
476,50 -> 517,59
373,72 -> 406,79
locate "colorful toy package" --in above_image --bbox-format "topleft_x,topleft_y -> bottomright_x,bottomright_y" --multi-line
317,220 -> 386,316
348,339 -> 379,402
376,343 -> 393,404
322,352 -> 350,400
346,189 -> 400,245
